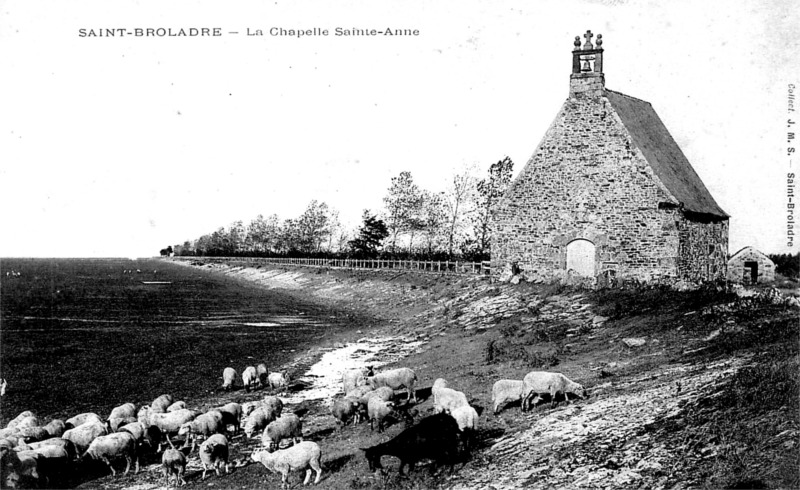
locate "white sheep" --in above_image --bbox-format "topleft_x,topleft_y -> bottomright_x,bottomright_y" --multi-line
244,406 -> 278,439
23,437 -> 78,461
268,371 -> 290,391
108,403 -> 137,420
521,371 -> 588,411
64,413 -> 100,430
178,410 -> 224,451
359,386 -> 394,406
450,404 -> 479,447
167,401 -> 187,412
345,385 -> 374,400
367,367 -> 417,402
6,411 -> 35,430
342,366 -> 372,394
251,441 -> 322,488
198,433 -> 229,480
257,363 -> 269,387
367,398 -> 396,433
18,426 -> 49,443
161,448 -> 187,486
261,413 -> 302,451
119,422 -> 161,453
0,379 -> 6,397
241,401 -> 260,418
242,366 -> 259,392
431,378 -> 449,410
331,397 -> 364,427
150,394 -> 174,413
433,387 -> 469,414
62,421 -> 108,455
107,417 -> 137,433
263,396 -> 284,418
83,432 -> 138,476
148,409 -> 198,450
222,367 -> 238,391
136,405 -> 152,425
491,379 -> 526,414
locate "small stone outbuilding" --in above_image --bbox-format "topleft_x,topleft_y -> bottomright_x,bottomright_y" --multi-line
727,247 -> 775,284
491,31 -> 729,285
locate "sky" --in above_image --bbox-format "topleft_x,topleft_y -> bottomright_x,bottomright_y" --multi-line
0,0 -> 796,258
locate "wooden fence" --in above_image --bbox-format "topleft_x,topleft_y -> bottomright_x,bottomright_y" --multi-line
171,256 -> 492,276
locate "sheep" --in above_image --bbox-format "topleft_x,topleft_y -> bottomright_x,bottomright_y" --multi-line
244,406 -> 278,439
268,371 -> 290,391
263,396 -> 284,418
342,366 -> 373,394
521,371 -> 588,411
215,402 -> 242,434
161,448 -> 187,486
367,367 -> 417,402
178,410 -> 224,451
24,438 -> 78,462
119,422 -> 161,453
64,412 -> 101,430
491,379 -> 526,414
331,397 -> 365,427
198,433 -> 229,480
0,379 -> 6,397
108,403 -> 137,421
261,413 -> 302,452
6,411 -> 35,430
62,421 -> 108,455
360,412 -> 460,476
151,394 -> 174,413
43,419 -> 66,438
241,401 -> 260,418
148,409 -> 198,450
3,449 -> 40,488
433,387 -> 469,415
107,417 -> 137,433
251,441 -> 322,488
450,405 -> 479,451
346,385 -> 374,399
137,405 -> 152,425
359,386 -> 395,406
242,366 -> 259,392
367,399 -> 397,433
27,444 -> 73,487
257,363 -> 269,387
19,426 -> 50,444
167,401 -> 187,412
82,432 -> 138,476
222,367 -> 238,391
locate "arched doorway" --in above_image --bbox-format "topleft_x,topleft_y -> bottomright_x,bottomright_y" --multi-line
566,239 -> 596,277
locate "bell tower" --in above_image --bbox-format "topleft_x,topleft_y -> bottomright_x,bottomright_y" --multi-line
569,30 -> 605,97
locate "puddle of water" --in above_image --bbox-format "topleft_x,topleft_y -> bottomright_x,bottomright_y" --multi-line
281,336 -> 426,405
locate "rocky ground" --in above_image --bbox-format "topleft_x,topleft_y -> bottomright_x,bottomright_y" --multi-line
158,260 -> 798,490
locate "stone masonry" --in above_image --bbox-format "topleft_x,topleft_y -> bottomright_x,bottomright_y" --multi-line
491,31 -> 729,285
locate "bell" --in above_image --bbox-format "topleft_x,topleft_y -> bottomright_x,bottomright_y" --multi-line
582,60 -> 592,72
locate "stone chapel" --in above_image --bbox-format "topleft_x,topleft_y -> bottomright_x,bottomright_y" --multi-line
491,31 -> 729,284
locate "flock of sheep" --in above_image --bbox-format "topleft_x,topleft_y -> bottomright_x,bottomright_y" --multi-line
0,356 -> 588,489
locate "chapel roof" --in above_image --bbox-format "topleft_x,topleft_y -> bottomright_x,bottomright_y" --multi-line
604,89 -> 729,219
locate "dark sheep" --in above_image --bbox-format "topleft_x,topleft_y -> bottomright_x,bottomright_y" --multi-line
360,412 -> 461,476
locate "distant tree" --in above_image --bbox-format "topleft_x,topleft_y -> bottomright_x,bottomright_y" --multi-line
419,190 -> 447,257
159,245 -> 173,256
383,171 -> 423,252
348,210 -> 389,257
473,156 -> 514,256
769,252 -> 800,278
443,166 -> 478,257
297,200 -> 331,253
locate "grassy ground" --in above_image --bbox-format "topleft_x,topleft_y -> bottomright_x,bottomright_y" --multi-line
2,260 -> 798,489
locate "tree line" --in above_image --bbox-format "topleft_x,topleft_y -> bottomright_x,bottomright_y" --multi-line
166,157 -> 515,261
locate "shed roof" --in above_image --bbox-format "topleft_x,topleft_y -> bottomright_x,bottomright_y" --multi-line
605,89 -> 729,219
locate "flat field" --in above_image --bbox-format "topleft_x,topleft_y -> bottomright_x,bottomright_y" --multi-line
0,258 -> 356,423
